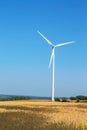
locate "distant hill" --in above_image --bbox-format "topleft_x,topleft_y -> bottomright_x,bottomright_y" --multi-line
0,94 -> 12,99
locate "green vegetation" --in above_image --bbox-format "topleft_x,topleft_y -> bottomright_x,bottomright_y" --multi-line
0,96 -> 30,101
55,95 -> 87,102
76,99 -> 80,102
70,95 -> 87,101
55,97 -> 69,102
55,98 -> 61,102
62,97 -> 68,102
70,96 -> 77,100
76,95 -> 87,100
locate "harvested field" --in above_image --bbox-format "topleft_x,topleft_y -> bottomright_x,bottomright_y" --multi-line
0,100 -> 87,130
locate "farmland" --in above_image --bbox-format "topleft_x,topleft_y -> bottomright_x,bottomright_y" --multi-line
0,100 -> 87,130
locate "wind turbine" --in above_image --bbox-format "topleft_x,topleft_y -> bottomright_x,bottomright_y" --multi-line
37,31 -> 75,102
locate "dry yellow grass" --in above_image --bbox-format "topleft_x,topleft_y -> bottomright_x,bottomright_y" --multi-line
0,100 -> 87,130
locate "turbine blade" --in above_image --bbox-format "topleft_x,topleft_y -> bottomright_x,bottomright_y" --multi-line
49,48 -> 54,68
55,41 -> 75,47
37,31 -> 54,47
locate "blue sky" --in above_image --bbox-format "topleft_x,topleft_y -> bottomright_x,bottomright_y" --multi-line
0,0 -> 87,97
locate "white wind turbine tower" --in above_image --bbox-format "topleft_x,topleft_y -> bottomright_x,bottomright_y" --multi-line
37,31 -> 75,102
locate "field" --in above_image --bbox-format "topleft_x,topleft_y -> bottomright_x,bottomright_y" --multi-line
0,100 -> 87,130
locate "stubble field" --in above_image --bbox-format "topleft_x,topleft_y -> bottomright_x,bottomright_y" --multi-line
0,100 -> 87,130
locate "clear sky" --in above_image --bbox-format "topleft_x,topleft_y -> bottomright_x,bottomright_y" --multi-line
0,0 -> 87,97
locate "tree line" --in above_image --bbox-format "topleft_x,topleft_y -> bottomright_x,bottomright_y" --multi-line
55,95 -> 87,102
0,96 -> 30,101
70,95 -> 87,100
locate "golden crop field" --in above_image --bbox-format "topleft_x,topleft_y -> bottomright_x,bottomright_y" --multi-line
0,100 -> 87,130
